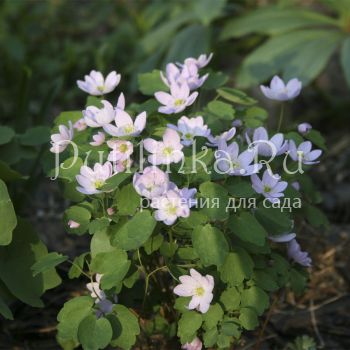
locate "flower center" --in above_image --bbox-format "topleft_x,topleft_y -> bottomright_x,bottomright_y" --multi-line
166,203 -> 177,215
230,161 -> 240,169
124,125 -> 134,134
119,143 -> 128,153
163,146 -> 173,156
97,85 -> 105,92
263,185 -> 271,193
195,286 -> 205,297
185,133 -> 193,140
94,179 -> 105,189
174,98 -> 184,106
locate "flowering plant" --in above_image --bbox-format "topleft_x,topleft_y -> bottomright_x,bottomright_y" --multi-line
42,54 -> 328,350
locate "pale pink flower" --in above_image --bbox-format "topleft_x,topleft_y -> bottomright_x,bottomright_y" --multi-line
182,337 -> 202,350
174,269 -> 214,314
90,131 -> 105,146
73,118 -> 87,131
77,70 -> 120,96
107,140 -> 133,162
260,76 -> 302,101
50,121 -> 74,154
67,220 -> 80,229
83,100 -> 116,128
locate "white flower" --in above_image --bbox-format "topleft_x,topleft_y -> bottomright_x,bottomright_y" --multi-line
77,70 -> 121,96
90,131 -> 105,146
103,109 -> 146,137
116,92 -> 125,110
155,82 -> 198,115
133,166 -> 169,199
144,128 -> 184,165
174,269 -> 214,314
83,100 -> 116,128
183,53 -> 213,69
289,140 -> 322,165
67,220 -> 80,229
73,118 -> 87,131
168,116 -> 210,146
151,190 -> 190,225
50,121 -> 74,154
182,337 -> 202,350
260,76 -> 302,101
76,162 -> 114,195
107,140 -> 133,162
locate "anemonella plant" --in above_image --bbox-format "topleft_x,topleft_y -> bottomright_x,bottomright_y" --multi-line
47,55 -> 326,350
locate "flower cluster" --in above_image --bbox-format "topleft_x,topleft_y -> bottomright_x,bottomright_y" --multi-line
51,57 -> 324,350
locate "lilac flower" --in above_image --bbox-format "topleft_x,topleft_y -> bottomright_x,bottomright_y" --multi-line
73,118 -> 87,131
68,220 -> 80,229
77,70 -> 120,96
215,140 -> 261,176
232,119 -> 243,128
183,53 -> 213,69
107,140 -> 133,162
116,92 -> 125,110
151,190 -> 190,225
144,128 -> 184,165
86,274 -> 118,317
83,100 -> 116,128
287,239 -> 312,267
103,109 -> 146,137
168,182 -> 197,208
133,166 -> 169,199
76,162 -> 114,195
289,140 -> 322,165
90,131 -> 105,146
251,170 -> 288,203
114,158 -> 133,173
291,181 -> 300,191
182,337 -> 202,350
260,76 -> 302,101
174,269 -> 214,314
161,61 -> 208,90
247,127 -> 288,157
269,233 -> 296,243
155,82 -> 198,115
168,116 -> 210,146
206,127 -> 236,147
50,121 -> 74,154
297,122 -> 312,135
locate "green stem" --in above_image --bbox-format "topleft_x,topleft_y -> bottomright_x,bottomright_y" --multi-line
142,266 -> 168,309
277,103 -> 285,132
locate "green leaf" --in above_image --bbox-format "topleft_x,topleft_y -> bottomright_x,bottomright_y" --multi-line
78,315 -> 113,350
19,126 -> 50,146
228,212 -> 267,246
111,210 -> 156,250
0,160 -> 25,182
220,248 -> 254,286
0,219 -> 61,307
255,205 -> 293,235
220,287 -> 240,311
86,96 -> 103,108
0,126 -> 15,145
289,268 -> 308,295
90,229 -> 115,258
203,327 -> 218,347
341,37 -> 350,88
57,296 -> 94,347
89,218 -> 110,235
243,107 -> 268,128
227,178 -> 256,198
192,224 -> 229,267
177,311 -> 202,344
217,87 -> 257,105
115,184 -> 140,216
221,317 -> 241,338
202,71 -> 229,90
100,172 -> 133,192
221,6 -> 338,39
207,100 -> 235,120
110,304 -> 140,350
91,249 -> 130,289
253,270 -> 279,292
199,181 -> 229,221
203,303 -> 224,329
31,252 -> 68,277
55,157 -> 84,183
64,205 -> 91,235
138,70 -> 168,96
241,286 -> 269,316
192,0 -> 226,25
68,253 -> 88,279
304,204 -> 329,228
239,307 -> 259,330
304,129 -> 327,150
0,179 -> 17,245
54,110 -> 82,126
0,296 -> 13,320
143,234 -> 164,255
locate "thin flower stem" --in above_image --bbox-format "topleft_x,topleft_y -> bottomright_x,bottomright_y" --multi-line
277,103 -> 285,132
